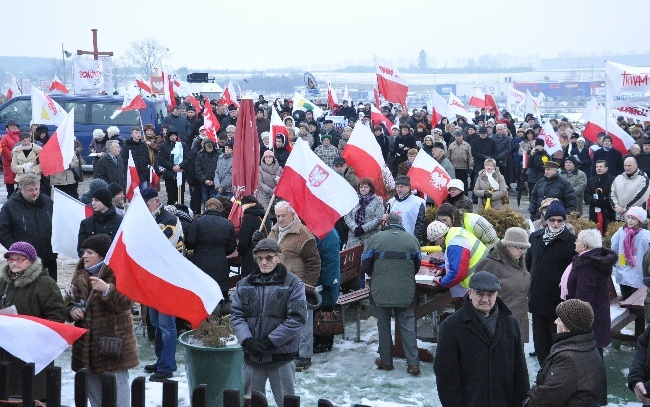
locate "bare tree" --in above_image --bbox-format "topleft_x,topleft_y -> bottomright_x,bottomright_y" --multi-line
124,38 -> 171,77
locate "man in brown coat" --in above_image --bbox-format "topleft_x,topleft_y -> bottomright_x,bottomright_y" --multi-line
267,201 -> 321,372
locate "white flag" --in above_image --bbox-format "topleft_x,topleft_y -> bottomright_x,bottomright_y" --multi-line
538,120 -> 562,156
506,87 -> 526,118
605,61 -> 650,108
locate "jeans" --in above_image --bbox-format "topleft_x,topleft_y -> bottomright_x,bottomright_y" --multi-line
201,184 -> 216,203
149,308 -> 177,372
375,306 -> 419,368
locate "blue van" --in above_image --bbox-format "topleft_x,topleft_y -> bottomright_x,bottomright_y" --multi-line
0,94 -> 167,164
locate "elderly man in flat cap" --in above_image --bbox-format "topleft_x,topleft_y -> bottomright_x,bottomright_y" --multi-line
434,271 -> 529,407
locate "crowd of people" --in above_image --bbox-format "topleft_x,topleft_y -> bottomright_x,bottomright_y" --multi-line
2,93 -> 650,406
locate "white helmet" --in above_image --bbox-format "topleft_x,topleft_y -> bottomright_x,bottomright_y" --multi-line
427,221 -> 449,242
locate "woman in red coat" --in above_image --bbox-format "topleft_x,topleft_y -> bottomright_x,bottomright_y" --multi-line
1,120 -> 20,196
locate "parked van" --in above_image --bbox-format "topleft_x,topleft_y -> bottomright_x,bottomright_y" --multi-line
0,94 -> 167,165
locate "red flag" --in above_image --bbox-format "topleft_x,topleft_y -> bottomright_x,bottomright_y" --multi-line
469,88 -> 486,108
276,139 -> 357,238
0,315 -> 86,373
110,94 -> 146,119
202,96 -> 220,142
49,75 -> 69,94
105,192 -> 223,328
229,99 -> 260,229
485,94 -> 500,121
375,56 -> 408,106
135,75 -> 152,95
407,149 -> 451,206
126,151 -> 140,201
149,165 -> 160,189
327,82 -> 338,110
188,95 -> 202,116
40,109 -> 76,176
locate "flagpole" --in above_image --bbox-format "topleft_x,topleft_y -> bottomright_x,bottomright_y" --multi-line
258,192 -> 276,232
604,59 -> 608,135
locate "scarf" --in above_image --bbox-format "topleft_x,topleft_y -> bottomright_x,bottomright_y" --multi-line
624,226 -> 643,267
542,224 -> 565,245
278,217 -> 298,243
559,251 -> 587,300
86,261 -> 105,275
355,193 -> 376,226
485,169 -> 499,190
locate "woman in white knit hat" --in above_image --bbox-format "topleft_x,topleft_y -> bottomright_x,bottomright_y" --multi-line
611,206 -> 650,299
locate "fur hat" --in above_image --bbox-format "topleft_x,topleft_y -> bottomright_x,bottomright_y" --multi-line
81,234 -> 112,258
92,188 -> 113,208
556,299 -> 594,332
626,206 -> 647,223
395,175 -> 411,187
447,179 -> 464,191
501,227 -> 531,249
427,221 -> 449,242
4,241 -> 37,263
544,200 -> 567,220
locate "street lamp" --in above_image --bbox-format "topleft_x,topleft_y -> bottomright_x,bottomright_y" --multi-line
61,44 -> 72,86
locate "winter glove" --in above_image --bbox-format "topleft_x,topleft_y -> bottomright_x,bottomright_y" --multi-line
354,226 -> 364,237
22,162 -> 34,173
484,191 -> 492,199
260,338 -> 275,350
242,339 -> 267,357
251,230 -> 265,245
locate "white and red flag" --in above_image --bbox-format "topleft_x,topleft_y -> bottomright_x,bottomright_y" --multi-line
161,66 -> 176,110
149,165 -> 160,189
104,191 -> 223,328
407,149 -> 452,206
342,122 -> 394,198
220,80 -> 239,108
374,85 -> 381,109
110,88 -> 146,119
429,89 -> 447,126
202,96 -> 220,143
126,150 -> 140,201
276,139 -> 357,238
6,72 -> 21,99
605,61 -> 650,108
526,89 -> 542,120
612,105 -> 650,123
370,103 -> 393,130
0,315 -> 86,373
135,75 -> 152,95
469,88 -> 486,108
342,85 -> 352,105
375,56 -> 408,106
188,94 -> 203,116
485,94 -> 501,121
537,120 -> 562,156
270,106 -> 291,152
49,75 -> 69,94
581,97 -> 635,154
51,187 -> 93,258
446,92 -> 472,122
327,82 -> 338,110
40,108 -> 75,177
31,85 -> 66,126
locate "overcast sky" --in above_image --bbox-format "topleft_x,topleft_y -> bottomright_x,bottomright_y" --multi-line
4,0 -> 647,71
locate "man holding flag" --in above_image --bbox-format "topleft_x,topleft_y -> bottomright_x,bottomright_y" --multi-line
157,127 -> 189,205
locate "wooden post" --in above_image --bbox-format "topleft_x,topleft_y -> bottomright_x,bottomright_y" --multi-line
101,373 -> 117,407
131,377 -> 146,407
162,380 -> 178,407
191,384 -> 208,407
76,29 -> 114,60
46,366 -> 62,407
21,363 -> 35,407
0,362 -> 10,400
283,395 -> 300,407
74,369 -> 89,407
317,400 -> 335,407
222,388 -> 240,407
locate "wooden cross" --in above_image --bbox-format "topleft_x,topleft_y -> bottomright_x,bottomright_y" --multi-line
76,29 -> 113,60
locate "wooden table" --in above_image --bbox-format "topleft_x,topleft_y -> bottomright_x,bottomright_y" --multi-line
392,266 -> 451,362
620,286 -> 647,339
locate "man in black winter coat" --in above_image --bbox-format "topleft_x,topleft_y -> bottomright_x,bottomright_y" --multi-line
435,272 -> 529,407
194,139 -> 220,205
95,140 -> 126,190
526,201 -> 577,365
0,174 -> 57,280
77,188 -> 123,256
162,106 -> 188,140
121,127 -> 150,189
158,127 -> 190,205
529,161 -> 576,220
591,135 -> 624,177
584,160 -> 616,231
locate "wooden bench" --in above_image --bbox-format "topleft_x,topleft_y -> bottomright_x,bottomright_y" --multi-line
336,287 -> 370,342
619,286 -> 647,341
339,244 -> 364,287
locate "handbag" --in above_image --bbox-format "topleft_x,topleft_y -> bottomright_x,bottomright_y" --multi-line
501,193 -> 510,205
96,336 -> 124,358
313,310 -> 344,336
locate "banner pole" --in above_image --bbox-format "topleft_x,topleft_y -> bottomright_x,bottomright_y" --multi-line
258,192 -> 276,232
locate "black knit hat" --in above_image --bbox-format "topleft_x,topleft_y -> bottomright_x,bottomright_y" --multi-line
81,234 -> 112,258
92,188 -> 113,208
556,299 -> 594,332
106,183 -> 123,197
544,200 -> 567,220
535,138 -> 545,146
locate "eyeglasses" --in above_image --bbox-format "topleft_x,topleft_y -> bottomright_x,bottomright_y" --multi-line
7,257 -> 27,264
255,255 -> 276,263
547,218 -> 565,224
